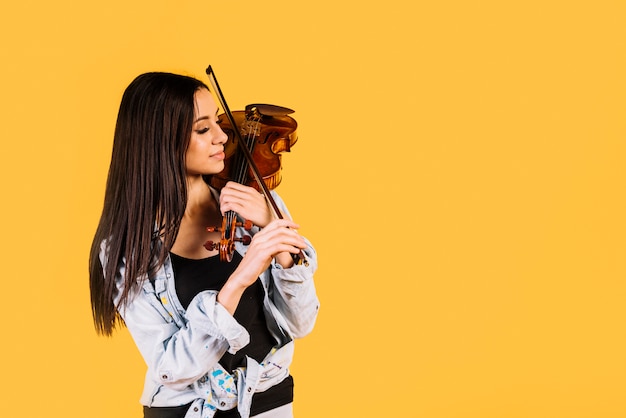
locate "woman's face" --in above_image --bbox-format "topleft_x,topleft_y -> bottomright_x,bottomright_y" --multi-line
185,88 -> 228,176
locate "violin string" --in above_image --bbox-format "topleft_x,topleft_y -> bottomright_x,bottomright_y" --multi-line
225,114 -> 257,236
226,120 -> 249,238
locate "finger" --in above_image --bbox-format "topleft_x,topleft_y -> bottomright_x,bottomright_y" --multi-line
220,187 -> 264,209
219,192 -> 260,211
262,219 -> 300,231
223,181 -> 261,196
259,230 -> 306,252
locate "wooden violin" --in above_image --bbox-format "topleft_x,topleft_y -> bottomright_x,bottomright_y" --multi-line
209,103 -> 298,192
202,65 -> 307,266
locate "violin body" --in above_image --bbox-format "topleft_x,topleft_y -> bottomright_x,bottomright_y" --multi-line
210,104 -> 298,192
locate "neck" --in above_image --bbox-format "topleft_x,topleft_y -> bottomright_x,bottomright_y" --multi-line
171,177 -> 222,258
185,177 -> 218,220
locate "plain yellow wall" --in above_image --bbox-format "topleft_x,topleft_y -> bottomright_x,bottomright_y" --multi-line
1,1 -> 625,417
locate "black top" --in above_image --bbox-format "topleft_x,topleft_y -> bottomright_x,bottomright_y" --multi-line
169,251 -> 293,417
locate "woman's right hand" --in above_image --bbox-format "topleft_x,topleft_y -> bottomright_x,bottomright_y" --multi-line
217,219 -> 306,314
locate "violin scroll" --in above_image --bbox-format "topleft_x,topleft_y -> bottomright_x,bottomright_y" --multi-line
203,218 -> 253,262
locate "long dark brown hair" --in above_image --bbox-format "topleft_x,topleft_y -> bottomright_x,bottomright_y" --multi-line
89,72 -> 209,336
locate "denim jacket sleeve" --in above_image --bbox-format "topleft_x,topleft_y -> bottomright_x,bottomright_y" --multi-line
265,240 -> 319,338
248,190 -> 320,339
106,248 -> 251,392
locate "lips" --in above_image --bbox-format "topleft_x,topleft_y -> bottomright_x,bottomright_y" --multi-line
211,150 -> 225,160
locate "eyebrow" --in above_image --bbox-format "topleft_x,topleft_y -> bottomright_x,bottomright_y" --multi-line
194,109 -> 220,124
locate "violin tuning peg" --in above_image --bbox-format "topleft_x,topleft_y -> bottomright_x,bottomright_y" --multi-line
235,235 -> 252,245
235,220 -> 254,230
203,240 -> 216,251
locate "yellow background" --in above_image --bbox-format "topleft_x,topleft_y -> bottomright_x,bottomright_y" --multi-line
1,1 -> 625,417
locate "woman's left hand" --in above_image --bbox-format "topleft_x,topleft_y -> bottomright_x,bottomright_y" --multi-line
218,181 -> 279,227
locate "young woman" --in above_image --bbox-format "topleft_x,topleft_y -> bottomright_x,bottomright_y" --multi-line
89,72 -> 319,418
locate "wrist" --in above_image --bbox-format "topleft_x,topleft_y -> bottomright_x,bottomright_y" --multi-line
274,252 -> 295,269
217,278 -> 247,315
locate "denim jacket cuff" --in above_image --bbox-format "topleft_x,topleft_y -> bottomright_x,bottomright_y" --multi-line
186,290 -> 250,354
270,244 -> 317,298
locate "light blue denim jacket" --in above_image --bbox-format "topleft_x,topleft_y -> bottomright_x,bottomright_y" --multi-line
101,191 -> 319,418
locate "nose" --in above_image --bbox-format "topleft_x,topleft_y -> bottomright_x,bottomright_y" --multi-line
213,123 -> 228,145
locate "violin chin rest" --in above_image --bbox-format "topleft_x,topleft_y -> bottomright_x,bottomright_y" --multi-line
246,103 -> 295,117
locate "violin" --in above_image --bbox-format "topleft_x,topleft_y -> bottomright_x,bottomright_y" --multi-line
209,103 -> 298,192
202,65 -> 307,266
